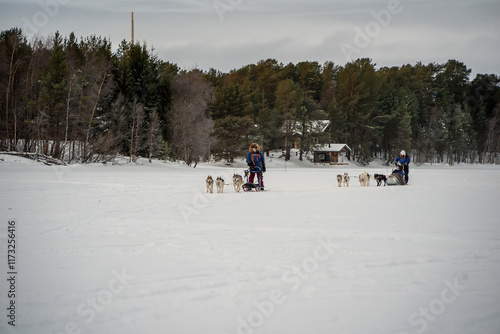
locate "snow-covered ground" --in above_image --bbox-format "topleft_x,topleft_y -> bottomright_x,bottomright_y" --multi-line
1,153 -> 499,334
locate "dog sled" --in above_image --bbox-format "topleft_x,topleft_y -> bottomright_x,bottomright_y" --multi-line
242,167 -> 265,192
386,165 -> 407,186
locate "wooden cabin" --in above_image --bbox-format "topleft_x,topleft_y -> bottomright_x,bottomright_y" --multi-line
313,144 -> 351,165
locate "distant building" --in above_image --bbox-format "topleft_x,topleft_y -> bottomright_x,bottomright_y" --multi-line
283,120 -> 330,149
313,144 -> 351,165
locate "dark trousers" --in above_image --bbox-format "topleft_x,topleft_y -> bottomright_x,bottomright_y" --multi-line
404,165 -> 409,183
249,172 -> 264,187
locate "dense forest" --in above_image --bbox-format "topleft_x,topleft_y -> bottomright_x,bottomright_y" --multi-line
1,28 -> 499,165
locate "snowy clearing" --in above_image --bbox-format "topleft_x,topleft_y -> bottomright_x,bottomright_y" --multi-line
1,153 -> 500,334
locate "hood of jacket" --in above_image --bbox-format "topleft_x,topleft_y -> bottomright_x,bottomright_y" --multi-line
249,143 -> 260,152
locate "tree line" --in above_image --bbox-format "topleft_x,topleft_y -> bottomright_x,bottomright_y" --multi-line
1,28 -> 499,165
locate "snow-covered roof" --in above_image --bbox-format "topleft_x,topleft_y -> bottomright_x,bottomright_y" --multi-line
314,144 -> 351,152
309,120 -> 330,133
283,120 -> 330,135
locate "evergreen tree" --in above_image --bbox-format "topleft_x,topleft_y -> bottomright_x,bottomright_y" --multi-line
275,78 -> 303,160
1,29 -> 499,165
40,32 -> 68,158
334,58 -> 379,164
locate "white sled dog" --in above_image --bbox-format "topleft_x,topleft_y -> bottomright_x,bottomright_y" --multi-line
336,174 -> 343,187
206,176 -> 214,193
359,173 -> 367,187
359,171 -> 371,187
216,177 -> 225,193
343,172 -> 350,187
233,174 -> 243,192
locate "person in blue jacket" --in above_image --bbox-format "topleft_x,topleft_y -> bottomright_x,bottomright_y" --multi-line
395,150 -> 410,184
246,143 -> 266,189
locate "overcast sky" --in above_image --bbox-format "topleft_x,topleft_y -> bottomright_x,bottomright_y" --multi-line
1,0 -> 499,77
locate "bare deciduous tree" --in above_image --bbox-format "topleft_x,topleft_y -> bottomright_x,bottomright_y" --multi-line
170,70 -> 214,166
148,109 -> 160,163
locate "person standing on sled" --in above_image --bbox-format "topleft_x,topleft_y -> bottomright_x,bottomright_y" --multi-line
395,150 -> 410,184
246,143 -> 266,190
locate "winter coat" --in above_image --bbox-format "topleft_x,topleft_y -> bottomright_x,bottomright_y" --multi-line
395,155 -> 410,166
395,155 -> 410,176
246,151 -> 265,172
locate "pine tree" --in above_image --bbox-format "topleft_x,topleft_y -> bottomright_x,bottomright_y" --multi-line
275,79 -> 303,160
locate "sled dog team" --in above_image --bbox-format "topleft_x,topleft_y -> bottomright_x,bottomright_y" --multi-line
206,143 -> 264,194
336,171 -> 372,187
336,171 -> 393,187
334,150 -> 410,187
206,174 -> 244,194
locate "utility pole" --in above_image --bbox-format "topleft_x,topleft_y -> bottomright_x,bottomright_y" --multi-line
131,11 -> 134,45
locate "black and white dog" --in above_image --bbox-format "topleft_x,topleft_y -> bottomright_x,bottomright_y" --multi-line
374,174 -> 387,186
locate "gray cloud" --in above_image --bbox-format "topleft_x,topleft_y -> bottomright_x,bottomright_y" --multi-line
0,0 -> 498,76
